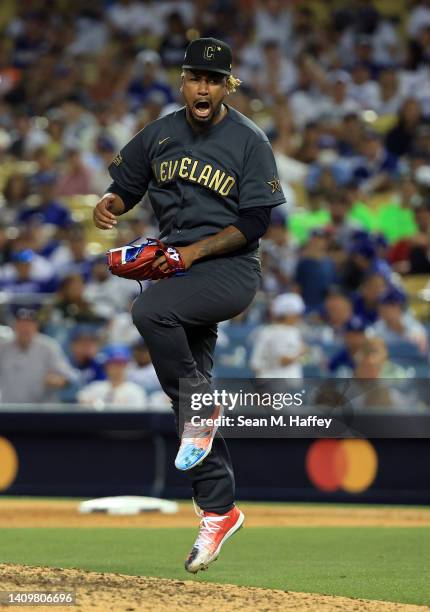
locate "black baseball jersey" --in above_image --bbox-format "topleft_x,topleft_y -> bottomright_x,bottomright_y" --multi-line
108,105 -> 285,246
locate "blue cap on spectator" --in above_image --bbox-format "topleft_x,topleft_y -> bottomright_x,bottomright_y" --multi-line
379,288 -> 406,306
352,239 -> 376,260
102,345 -> 131,363
12,249 -> 34,263
375,233 -> 388,249
344,316 -> 367,333
70,325 -> 100,342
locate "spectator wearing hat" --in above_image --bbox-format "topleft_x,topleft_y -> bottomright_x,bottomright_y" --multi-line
0,308 -> 76,403
77,345 -> 147,409
341,234 -> 391,292
371,288 -> 428,353
126,50 -> 174,111
328,316 -> 368,377
324,189 -> 363,250
250,293 -> 306,379
351,271 -> 389,325
353,131 -> 399,193
69,326 -> 106,387
18,171 -> 72,228
0,248 -> 57,294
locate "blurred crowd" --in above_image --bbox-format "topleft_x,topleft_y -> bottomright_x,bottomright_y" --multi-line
1,0 -> 430,410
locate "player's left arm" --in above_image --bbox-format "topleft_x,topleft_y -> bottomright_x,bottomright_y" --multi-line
154,207 -> 273,271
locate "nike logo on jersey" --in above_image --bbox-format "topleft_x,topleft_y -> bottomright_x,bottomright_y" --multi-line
158,137 -> 171,145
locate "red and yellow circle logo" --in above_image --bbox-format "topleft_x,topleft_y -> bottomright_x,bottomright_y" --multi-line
306,439 -> 378,493
0,437 -> 18,491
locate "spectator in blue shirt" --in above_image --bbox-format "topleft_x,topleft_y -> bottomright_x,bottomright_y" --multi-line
295,228 -> 338,311
19,172 -> 72,229
353,131 -> 398,193
352,271 -> 389,325
0,249 -> 57,294
328,316 -> 368,376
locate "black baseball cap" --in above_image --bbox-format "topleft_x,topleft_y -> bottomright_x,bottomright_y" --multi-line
182,37 -> 232,76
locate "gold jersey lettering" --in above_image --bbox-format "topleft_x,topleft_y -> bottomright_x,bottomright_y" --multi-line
168,160 -> 178,180
188,160 -> 199,182
197,164 -> 212,186
179,157 -> 191,178
159,161 -> 168,182
219,176 -> 235,196
208,169 -> 225,192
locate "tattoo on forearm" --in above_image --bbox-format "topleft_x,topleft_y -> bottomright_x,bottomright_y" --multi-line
195,226 -> 247,259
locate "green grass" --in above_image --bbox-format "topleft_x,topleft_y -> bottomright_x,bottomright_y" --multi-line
0,527 -> 429,605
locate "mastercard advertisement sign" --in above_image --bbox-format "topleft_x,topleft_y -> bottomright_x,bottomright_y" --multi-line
306,439 -> 378,493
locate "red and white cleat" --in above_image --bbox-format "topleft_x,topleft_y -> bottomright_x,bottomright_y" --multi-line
185,503 -> 244,573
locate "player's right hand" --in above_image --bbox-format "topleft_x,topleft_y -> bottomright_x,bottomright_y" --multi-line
93,193 -> 119,230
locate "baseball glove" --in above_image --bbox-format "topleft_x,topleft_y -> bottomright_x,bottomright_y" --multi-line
107,238 -> 186,281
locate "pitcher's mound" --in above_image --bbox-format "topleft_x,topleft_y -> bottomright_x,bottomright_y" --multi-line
0,564 -> 427,612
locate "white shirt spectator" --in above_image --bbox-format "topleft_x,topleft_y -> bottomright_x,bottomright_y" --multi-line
288,90 -> 323,129
348,80 -> 380,111
374,89 -> 404,116
107,311 -> 142,346
408,2 -> 430,39
108,1 -> 163,36
84,274 -> 140,317
250,324 -> 304,379
371,313 -> 428,354
128,362 -> 162,392
78,380 -> 147,410
255,2 -> 293,49
0,333 -> 76,403
315,95 -> 361,123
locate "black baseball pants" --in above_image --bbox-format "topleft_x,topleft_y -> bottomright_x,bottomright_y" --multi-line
131,251 -> 260,513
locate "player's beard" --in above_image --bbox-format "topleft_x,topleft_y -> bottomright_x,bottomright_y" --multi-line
189,99 -> 224,128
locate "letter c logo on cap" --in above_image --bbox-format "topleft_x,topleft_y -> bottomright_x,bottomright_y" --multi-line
204,45 -> 215,60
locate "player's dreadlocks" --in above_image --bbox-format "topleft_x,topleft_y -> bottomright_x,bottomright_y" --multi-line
226,75 -> 241,94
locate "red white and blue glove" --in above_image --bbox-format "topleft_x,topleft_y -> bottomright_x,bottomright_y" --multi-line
107,238 -> 185,281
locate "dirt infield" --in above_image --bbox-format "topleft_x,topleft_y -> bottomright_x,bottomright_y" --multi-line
0,500 -> 429,611
1,499 -> 430,527
0,564 -> 429,612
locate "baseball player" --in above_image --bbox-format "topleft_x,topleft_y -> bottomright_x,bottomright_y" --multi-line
93,37 -> 285,573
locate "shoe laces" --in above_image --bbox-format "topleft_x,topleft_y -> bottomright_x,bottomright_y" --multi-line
192,499 -> 228,549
